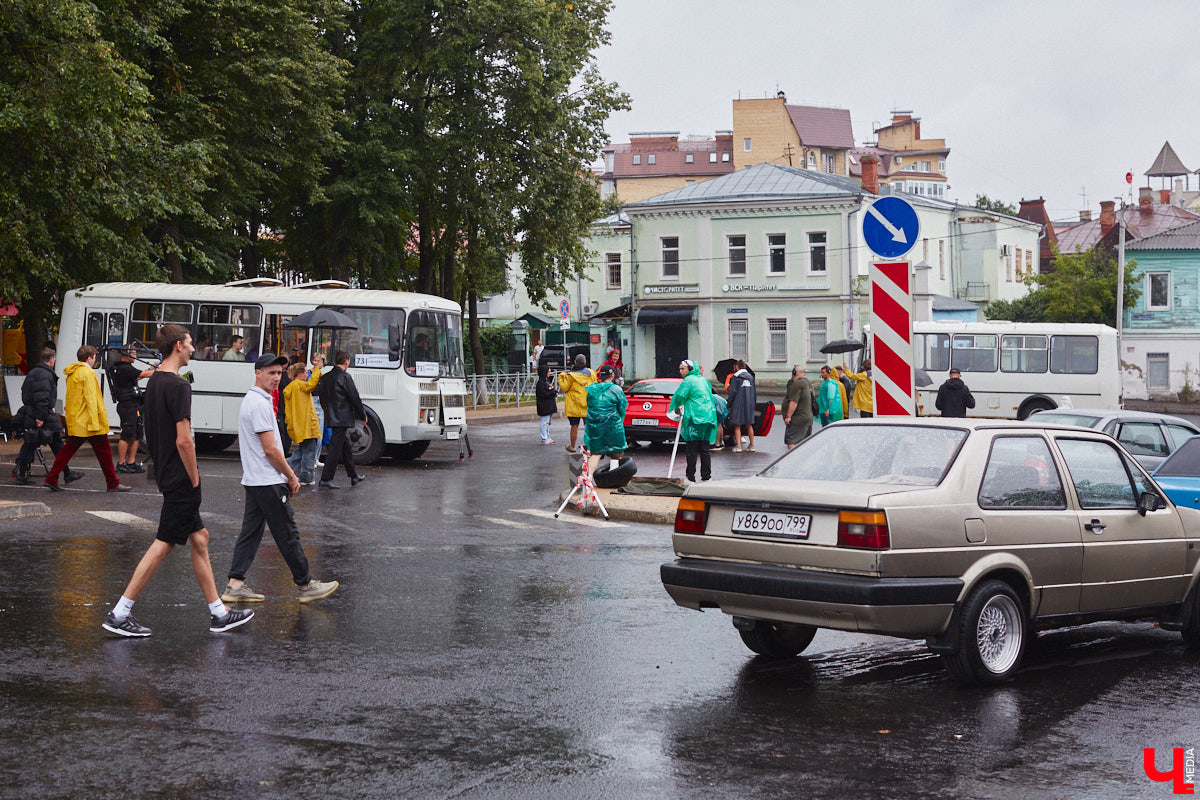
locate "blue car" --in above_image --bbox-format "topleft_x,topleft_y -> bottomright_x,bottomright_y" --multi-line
1152,435 -> 1200,508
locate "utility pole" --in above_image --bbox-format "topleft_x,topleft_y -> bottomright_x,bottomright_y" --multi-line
782,143 -> 795,166
1116,198 -> 1126,406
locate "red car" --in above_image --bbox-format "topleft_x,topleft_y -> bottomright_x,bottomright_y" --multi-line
623,378 -> 775,446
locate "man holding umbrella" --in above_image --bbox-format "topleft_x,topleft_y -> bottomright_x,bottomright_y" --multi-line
318,351 -> 367,488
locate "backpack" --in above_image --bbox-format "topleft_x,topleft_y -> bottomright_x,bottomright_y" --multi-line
811,390 -> 819,418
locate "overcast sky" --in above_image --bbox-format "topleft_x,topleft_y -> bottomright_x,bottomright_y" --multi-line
593,0 -> 1200,221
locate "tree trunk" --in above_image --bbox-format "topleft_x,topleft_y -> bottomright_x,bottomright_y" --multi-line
417,194 -> 436,294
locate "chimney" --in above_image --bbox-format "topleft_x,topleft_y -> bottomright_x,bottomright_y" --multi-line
1174,178 -> 1185,206
860,154 -> 880,195
1139,186 -> 1154,213
1099,201 -> 1116,237
1160,189 -> 1171,205
1079,210 -> 1093,221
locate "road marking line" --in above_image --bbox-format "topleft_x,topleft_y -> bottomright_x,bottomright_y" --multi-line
514,508 -> 627,529
472,515 -> 538,529
86,510 -> 155,527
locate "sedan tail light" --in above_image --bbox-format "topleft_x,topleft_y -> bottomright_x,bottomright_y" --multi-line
674,498 -> 708,534
837,510 -> 890,549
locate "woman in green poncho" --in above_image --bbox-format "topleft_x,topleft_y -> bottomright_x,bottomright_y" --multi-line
669,359 -> 718,482
584,364 -> 628,476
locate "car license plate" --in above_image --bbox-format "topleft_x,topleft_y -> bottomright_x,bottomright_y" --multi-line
632,418 -> 658,426
446,431 -> 460,440
731,510 -> 811,539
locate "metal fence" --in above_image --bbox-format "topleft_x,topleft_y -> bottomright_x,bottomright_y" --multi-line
466,371 -> 537,409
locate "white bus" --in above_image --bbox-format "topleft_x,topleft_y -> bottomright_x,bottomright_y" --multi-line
58,280 -> 468,463
912,321 -> 1119,419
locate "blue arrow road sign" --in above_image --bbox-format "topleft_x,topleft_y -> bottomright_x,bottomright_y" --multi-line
559,298 -> 570,318
862,196 -> 920,259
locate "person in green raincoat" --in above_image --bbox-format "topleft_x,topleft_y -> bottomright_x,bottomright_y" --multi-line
669,359 -> 718,482
817,365 -> 844,426
584,365 -> 628,476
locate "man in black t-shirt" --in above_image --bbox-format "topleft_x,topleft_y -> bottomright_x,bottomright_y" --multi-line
101,324 -> 253,638
111,346 -> 154,474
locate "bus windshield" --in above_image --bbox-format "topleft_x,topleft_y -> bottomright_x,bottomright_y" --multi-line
405,310 -> 465,378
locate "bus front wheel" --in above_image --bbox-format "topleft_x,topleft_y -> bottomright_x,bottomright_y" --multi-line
1017,398 -> 1056,420
350,410 -> 385,465
389,440 -> 431,460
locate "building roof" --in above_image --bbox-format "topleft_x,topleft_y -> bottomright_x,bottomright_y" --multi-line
1145,140 -> 1191,177
1056,204 -> 1200,253
1127,218 -> 1200,250
932,294 -> 978,311
602,133 -> 735,179
624,161 -> 865,208
785,105 -> 854,149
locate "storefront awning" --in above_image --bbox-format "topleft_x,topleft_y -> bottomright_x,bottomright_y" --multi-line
590,302 -> 630,321
636,306 -> 696,326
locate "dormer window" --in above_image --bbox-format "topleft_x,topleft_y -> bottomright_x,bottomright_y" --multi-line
632,154 -> 641,165
709,153 -> 718,163
722,153 -> 729,162
648,154 -> 656,165
685,153 -> 694,164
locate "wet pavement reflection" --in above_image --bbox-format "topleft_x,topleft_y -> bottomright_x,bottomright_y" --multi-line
0,420 -> 1197,798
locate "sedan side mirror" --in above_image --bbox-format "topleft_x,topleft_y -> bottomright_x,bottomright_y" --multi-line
1138,490 -> 1164,516
387,323 -> 402,362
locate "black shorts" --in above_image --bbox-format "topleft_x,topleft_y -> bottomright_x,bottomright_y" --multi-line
568,416 -> 583,427
157,482 -> 204,545
117,401 -> 142,442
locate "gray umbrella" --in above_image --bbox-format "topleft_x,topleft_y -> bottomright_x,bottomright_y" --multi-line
914,368 -> 933,388
819,338 -> 865,355
284,307 -> 358,330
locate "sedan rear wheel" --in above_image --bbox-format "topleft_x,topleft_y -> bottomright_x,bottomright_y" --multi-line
737,620 -> 817,658
943,580 -> 1026,684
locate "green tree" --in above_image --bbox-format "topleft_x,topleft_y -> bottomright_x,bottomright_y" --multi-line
973,193 -> 1018,216
983,245 -> 1140,325
0,0 -> 182,355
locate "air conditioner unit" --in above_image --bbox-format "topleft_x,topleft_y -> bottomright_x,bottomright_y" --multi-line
1000,244 -> 1011,256
583,301 -> 599,316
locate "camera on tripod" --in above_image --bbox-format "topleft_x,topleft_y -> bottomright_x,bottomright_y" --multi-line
100,341 -> 163,402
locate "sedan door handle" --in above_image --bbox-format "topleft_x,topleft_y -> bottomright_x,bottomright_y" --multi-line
1085,518 -> 1107,534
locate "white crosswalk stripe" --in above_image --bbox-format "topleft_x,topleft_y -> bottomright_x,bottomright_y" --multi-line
514,508 -> 627,529
86,510 -> 155,527
471,515 -> 538,529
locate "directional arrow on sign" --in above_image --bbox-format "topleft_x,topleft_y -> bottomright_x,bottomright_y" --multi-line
867,204 -> 909,244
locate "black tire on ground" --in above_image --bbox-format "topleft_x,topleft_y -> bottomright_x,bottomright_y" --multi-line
350,408 -> 386,465
738,621 -> 817,658
1017,398 -> 1056,420
1182,586 -> 1200,647
592,455 -> 638,488
942,579 -> 1027,685
194,433 -> 237,453
388,440 -> 431,460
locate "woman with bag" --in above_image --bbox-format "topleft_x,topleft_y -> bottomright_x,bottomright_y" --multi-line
535,364 -> 558,445
727,360 -> 757,452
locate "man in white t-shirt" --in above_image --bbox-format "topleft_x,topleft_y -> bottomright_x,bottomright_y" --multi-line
221,353 -> 340,604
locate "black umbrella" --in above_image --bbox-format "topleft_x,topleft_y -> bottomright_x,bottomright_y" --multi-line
284,307 -> 358,330
914,368 -> 933,388
820,338 -> 865,355
713,358 -> 739,384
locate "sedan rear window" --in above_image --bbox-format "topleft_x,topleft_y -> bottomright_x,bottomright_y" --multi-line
762,425 -> 966,486
626,381 -> 679,395
1030,412 -> 1102,428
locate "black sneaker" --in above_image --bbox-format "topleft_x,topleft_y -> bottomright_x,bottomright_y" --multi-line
14,473 -> 29,486
116,463 -> 130,473
102,611 -> 151,637
350,475 -> 366,486
210,607 -> 254,633
318,480 -> 341,489
64,469 -> 85,484
125,462 -> 146,473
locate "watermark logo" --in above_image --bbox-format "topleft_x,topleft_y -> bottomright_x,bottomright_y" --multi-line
1144,747 -> 1196,794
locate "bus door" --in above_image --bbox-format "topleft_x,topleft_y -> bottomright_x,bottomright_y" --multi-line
83,307 -> 127,402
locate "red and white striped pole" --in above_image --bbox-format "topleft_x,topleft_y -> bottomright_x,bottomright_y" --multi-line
869,261 -> 914,416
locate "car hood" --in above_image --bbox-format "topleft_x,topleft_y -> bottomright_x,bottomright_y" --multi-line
683,476 -> 935,509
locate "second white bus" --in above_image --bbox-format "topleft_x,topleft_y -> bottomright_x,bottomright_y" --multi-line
912,321 -> 1120,419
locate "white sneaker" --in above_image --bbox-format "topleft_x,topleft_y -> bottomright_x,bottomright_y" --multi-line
732,447 -> 742,453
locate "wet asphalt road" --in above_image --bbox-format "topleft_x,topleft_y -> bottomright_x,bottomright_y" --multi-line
1,420 -> 1199,799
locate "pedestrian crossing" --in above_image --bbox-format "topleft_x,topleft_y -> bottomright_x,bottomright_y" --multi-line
513,508 -> 627,529
86,510 -> 155,527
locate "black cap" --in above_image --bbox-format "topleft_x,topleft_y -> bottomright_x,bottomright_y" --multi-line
254,352 -> 289,370
597,365 -> 614,378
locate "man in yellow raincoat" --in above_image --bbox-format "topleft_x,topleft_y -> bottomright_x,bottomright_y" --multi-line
45,345 -> 131,492
557,354 -> 595,452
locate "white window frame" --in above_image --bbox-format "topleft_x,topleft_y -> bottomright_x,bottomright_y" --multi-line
605,252 -> 622,290
938,157 -> 946,172
648,153 -> 656,165
743,137 -> 752,152
822,153 -> 836,173
709,152 -> 717,163
1147,272 -> 1172,311
726,234 -> 747,277
805,317 -> 828,362
721,152 -> 730,163
766,317 -> 788,362
632,154 -> 641,165
685,152 -> 694,164
728,318 -> 749,361
1147,352 -> 1170,391
807,230 -> 828,274
767,233 -> 787,275
660,236 -> 680,280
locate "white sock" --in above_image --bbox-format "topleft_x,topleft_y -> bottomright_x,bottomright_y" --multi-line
113,596 -> 134,619
208,599 -> 228,617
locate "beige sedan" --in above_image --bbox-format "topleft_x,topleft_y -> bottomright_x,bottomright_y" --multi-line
661,418 -> 1200,684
